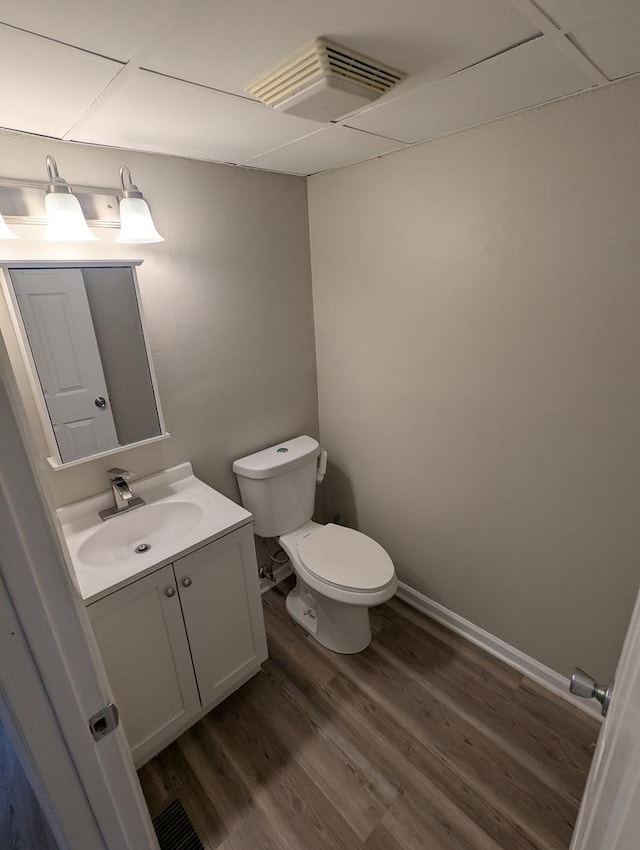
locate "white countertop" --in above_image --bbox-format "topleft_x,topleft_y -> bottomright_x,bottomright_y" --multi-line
58,463 -> 252,604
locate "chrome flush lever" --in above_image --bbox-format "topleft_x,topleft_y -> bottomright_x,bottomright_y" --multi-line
317,449 -> 328,482
570,667 -> 613,717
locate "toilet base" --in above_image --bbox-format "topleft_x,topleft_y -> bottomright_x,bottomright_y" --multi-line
286,580 -> 372,654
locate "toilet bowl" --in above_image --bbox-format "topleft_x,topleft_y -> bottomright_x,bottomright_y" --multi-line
279,521 -> 397,653
233,435 -> 397,654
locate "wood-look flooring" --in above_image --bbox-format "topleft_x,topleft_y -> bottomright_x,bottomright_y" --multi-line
138,579 -> 600,850
0,718 -> 59,850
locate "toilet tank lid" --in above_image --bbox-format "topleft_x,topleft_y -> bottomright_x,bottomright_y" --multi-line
232,435 -> 320,479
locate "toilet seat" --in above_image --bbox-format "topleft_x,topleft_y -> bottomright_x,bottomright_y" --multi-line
297,523 -> 394,592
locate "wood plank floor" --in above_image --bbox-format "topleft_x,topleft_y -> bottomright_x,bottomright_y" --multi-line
0,718 -> 60,850
138,579 -> 600,850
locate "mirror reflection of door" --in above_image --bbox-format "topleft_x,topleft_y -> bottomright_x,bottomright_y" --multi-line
11,268 -> 120,462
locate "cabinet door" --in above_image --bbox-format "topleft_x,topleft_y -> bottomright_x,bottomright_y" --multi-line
174,525 -> 268,709
88,564 -> 200,764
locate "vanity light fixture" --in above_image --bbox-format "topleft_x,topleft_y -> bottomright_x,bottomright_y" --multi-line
0,212 -> 18,240
116,166 -> 164,244
43,155 -> 97,242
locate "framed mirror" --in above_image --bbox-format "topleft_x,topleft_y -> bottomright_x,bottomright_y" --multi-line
1,261 -> 168,468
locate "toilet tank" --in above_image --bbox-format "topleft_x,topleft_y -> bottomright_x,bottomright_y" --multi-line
232,436 -> 320,537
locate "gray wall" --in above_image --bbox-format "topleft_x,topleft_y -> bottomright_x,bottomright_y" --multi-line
308,75 -> 640,682
0,131 -> 318,510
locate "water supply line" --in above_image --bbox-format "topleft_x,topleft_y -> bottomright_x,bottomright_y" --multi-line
264,537 -> 288,565
258,538 -> 287,583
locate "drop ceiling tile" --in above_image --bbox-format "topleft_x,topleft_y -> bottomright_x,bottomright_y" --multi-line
345,38 -> 595,144
247,126 -> 404,175
141,0 -> 538,102
571,6 -> 640,80
0,25 -> 121,138
534,0 -> 632,29
69,70 -> 322,163
0,0 -> 177,61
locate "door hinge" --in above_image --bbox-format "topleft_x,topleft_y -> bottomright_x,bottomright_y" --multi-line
88,702 -> 120,741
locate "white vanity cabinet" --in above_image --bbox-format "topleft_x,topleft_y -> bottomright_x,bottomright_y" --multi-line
87,523 -> 267,765
174,526 -> 268,709
88,564 -> 200,763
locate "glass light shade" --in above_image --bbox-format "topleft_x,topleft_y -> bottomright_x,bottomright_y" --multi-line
0,212 -> 18,239
117,197 -> 164,243
43,192 -> 96,241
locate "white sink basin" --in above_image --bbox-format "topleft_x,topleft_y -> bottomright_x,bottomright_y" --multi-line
77,500 -> 204,568
58,463 -> 252,603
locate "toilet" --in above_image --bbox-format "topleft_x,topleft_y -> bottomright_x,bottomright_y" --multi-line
233,435 -> 397,653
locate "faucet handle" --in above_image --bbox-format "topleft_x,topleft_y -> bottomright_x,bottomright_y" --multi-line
107,467 -> 135,481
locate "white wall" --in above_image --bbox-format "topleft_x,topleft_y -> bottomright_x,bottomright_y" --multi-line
308,75 -> 640,681
0,130 -> 318,510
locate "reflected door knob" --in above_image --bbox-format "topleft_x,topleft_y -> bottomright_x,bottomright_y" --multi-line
570,667 -> 613,716
181,577 -> 192,588
94,396 -> 107,409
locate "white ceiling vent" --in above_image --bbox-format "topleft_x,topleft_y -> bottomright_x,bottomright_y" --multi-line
246,38 -> 406,123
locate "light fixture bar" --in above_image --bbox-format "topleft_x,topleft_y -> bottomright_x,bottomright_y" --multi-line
0,177 -> 120,228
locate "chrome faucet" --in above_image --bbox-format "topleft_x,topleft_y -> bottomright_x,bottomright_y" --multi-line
99,468 -> 146,521
109,468 -> 134,510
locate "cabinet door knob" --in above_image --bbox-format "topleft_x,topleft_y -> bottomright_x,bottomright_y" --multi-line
164,587 -> 176,598
181,577 -> 192,588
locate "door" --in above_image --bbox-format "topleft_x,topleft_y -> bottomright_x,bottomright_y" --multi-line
88,565 -> 201,765
571,585 -> 640,849
174,526 -> 268,708
0,336 -> 158,850
11,268 -> 119,461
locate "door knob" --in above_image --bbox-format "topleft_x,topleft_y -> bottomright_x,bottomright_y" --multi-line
181,577 -> 192,588
94,396 -> 107,409
570,667 -> 613,717
164,587 -> 176,598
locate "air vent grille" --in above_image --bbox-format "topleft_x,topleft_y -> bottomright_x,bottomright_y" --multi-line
324,43 -> 404,94
246,38 -> 406,121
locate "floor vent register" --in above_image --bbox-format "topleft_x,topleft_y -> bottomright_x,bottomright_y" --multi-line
152,799 -> 205,850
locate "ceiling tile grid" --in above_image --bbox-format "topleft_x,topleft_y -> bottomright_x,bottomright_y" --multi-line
0,23 -> 122,139
139,0 -> 540,101
0,0 -> 637,175
570,6 -> 640,81
246,125 -> 405,176
68,70 -> 323,164
534,1 -> 640,80
533,0 -> 632,30
344,38 -> 595,145
0,0 -> 180,61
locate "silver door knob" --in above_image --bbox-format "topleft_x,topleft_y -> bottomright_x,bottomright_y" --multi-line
94,396 -> 107,409
164,587 -> 176,598
570,667 -> 613,716
181,577 -> 192,588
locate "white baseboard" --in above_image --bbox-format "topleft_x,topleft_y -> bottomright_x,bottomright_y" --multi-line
396,582 -> 602,721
